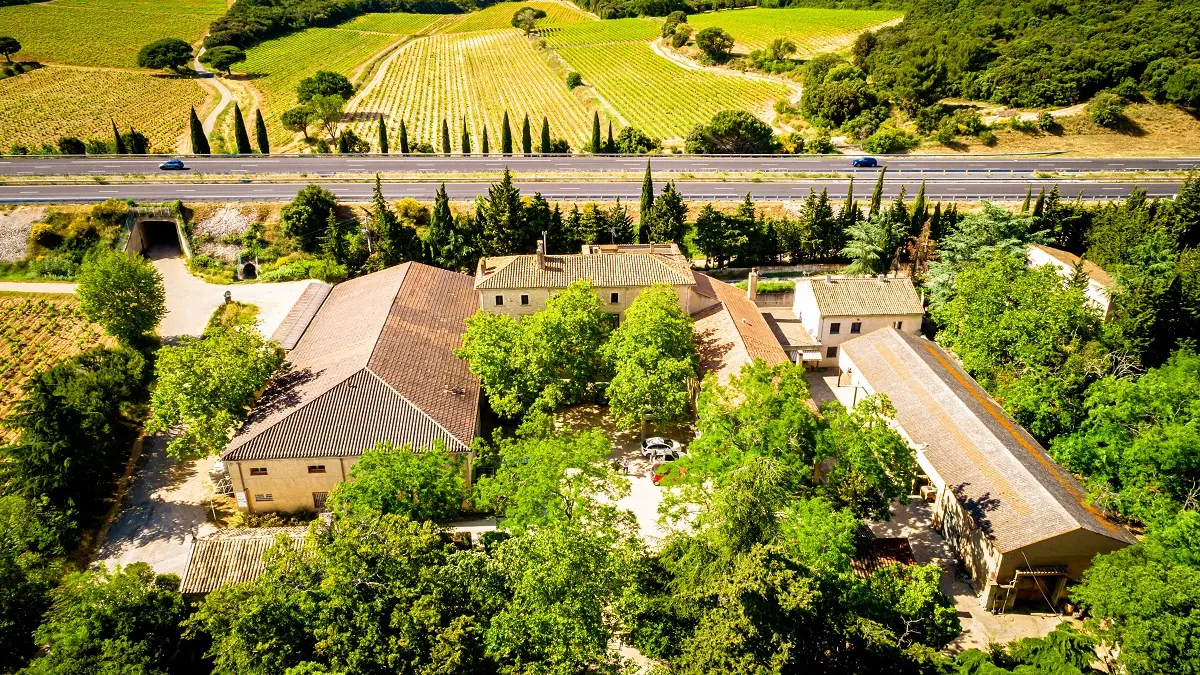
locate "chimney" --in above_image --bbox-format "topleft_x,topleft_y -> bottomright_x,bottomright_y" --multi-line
649,241 -> 654,254
747,268 -> 759,301
477,256 -> 487,277
876,273 -> 887,282
824,274 -> 832,283
536,238 -> 546,270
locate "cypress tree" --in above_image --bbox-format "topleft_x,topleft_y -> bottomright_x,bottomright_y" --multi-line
909,180 -> 927,237
929,202 -> 944,241
590,112 -> 601,153
482,126 -> 490,155
1020,185 -> 1032,212
868,166 -> 886,218
1032,187 -> 1046,218
540,116 -> 551,153
233,104 -> 252,154
399,119 -> 409,154
188,107 -> 209,155
501,112 -> 513,155
321,209 -> 344,263
441,118 -> 451,155
377,116 -> 388,154
521,114 -> 532,154
639,160 -> 653,243
112,119 -> 127,154
606,121 -> 614,153
255,109 -> 270,154
461,117 -> 470,155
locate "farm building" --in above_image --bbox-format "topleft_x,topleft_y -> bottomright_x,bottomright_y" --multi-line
474,241 -> 714,318
837,328 -> 1135,612
691,271 -> 795,383
793,275 -> 925,367
1026,243 -> 1115,318
221,262 -> 481,514
179,527 -> 308,595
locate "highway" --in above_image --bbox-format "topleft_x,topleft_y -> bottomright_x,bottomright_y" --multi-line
0,179 -> 1183,204
0,154 -> 1197,177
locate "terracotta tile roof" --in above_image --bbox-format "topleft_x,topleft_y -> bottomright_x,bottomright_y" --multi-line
224,263 -> 480,462
475,252 -> 695,290
693,274 -> 790,383
1028,244 -> 1115,289
840,329 -> 1135,553
179,527 -> 307,594
801,276 -> 925,317
700,273 -> 790,365
271,282 -> 332,350
851,537 -> 917,580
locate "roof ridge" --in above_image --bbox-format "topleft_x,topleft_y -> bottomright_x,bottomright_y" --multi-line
361,368 -> 471,452
365,262 -> 410,367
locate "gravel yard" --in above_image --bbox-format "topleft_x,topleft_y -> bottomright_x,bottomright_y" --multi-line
192,205 -> 255,262
0,207 -> 44,262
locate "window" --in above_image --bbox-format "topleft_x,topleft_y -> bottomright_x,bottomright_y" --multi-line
494,295 -> 504,307
520,294 -> 530,306
307,465 -> 325,474
850,322 -> 862,334
893,320 -> 903,330
254,493 -> 273,502
249,467 -> 268,476
826,346 -> 838,358
610,292 -> 620,304
829,322 -> 841,335
313,492 -> 329,510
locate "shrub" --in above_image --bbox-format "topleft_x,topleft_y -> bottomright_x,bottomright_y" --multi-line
694,26 -> 732,63
861,126 -> 918,154
685,110 -> 775,154
1087,90 -> 1125,128
28,255 -> 79,279
805,129 -> 834,154
1166,64 -> 1200,109
614,126 -> 660,154
258,256 -> 348,283
55,137 -> 85,155
661,10 -> 686,37
670,24 -> 692,48
1037,110 -> 1057,131
566,71 -> 582,89
977,129 -> 997,145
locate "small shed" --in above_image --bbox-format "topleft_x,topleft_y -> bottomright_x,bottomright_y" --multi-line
179,526 -> 308,595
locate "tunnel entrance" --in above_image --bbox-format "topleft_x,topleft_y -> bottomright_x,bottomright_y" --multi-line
241,262 -> 257,280
126,219 -> 183,259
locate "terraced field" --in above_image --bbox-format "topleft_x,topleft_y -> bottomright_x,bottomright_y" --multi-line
241,27 -> 400,146
538,17 -> 662,46
0,0 -> 225,67
557,41 -> 789,138
348,29 -> 596,150
444,0 -> 593,32
688,7 -> 902,55
0,66 -> 210,151
341,12 -> 448,34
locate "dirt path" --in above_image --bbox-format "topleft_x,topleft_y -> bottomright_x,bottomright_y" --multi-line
194,47 -> 233,137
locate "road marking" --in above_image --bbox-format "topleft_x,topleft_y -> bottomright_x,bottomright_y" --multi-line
19,191 -> 39,194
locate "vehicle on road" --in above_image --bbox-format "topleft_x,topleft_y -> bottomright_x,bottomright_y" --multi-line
641,437 -> 683,460
852,157 -> 878,168
159,159 -> 187,170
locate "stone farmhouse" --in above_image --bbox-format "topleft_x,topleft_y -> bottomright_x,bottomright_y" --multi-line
837,328 -> 1135,612
792,275 -> 926,368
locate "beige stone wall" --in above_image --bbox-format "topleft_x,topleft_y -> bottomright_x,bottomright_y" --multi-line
478,284 -> 697,320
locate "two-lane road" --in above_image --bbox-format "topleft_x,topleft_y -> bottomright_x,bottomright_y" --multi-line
0,178 -> 1183,204
0,154 -> 1197,177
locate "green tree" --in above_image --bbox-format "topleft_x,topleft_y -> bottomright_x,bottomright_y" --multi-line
399,118 -> 409,153
460,116 -> 470,154
841,212 -> 902,275
24,563 -> 197,675
501,111 -> 513,155
254,108 -> 269,154
694,203 -> 736,267
0,36 -> 20,63
475,167 -> 526,255
145,326 -> 283,459
198,45 -> 244,76
136,38 -> 192,73
320,208 -> 344,263
441,117 -> 451,155
867,166 -> 886,218
511,5 -> 547,33
308,93 -> 346,144
281,184 -> 337,251
925,203 -> 1047,307
425,182 -> 476,271
480,125 -> 488,155
649,181 -> 688,247
521,113 -> 532,154
606,120 -> 614,153
817,395 -> 919,520
638,160 -> 653,242
376,115 -> 388,153
694,26 -> 734,63
601,284 -> 697,429
232,103 -> 252,154
296,70 -> 353,103
591,111 -> 601,153
326,442 -> 465,522
684,110 -> 775,154
76,248 -> 165,345
368,173 -> 420,264
615,126 -> 660,154
1087,90 -> 1126,128
1166,64 -> 1200,108
540,115 -> 551,153
280,106 -> 311,141
0,495 -> 61,672
111,119 -> 126,155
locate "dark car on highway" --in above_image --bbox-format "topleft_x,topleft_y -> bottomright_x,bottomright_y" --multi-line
852,157 -> 878,168
159,159 -> 187,170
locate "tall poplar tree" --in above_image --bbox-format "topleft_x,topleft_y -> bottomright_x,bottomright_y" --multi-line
233,103 -> 252,154
399,119 -> 409,154
909,180 -> 927,238
188,107 -> 209,155
606,121 -> 614,153
254,109 -> 270,154
639,160 -> 654,243
377,116 -> 388,154
461,117 -> 471,154
868,166 -> 886,219
441,118 -> 452,156
482,126 -> 490,155
540,116 -> 551,153
590,112 -> 601,153
521,114 -> 532,154
111,119 -> 127,154
501,112 -> 513,155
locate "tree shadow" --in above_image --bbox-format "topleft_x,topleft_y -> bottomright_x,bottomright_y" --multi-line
951,483 -> 1001,536
1113,115 -> 1146,137
342,111 -> 383,123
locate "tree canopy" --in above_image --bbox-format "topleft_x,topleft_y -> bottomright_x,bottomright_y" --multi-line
136,38 -> 192,73
326,442 -> 466,522
76,248 -> 166,346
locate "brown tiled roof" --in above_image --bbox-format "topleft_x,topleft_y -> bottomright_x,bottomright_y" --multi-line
801,277 -> 925,317
271,282 -> 332,350
224,263 -> 480,462
851,537 -> 917,580
1028,244 -> 1115,289
179,527 -> 307,594
840,329 -> 1135,553
475,252 -> 695,290
700,273 -> 790,365
760,308 -> 820,350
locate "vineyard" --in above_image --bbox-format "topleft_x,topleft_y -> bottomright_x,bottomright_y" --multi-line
0,0 -> 224,68
0,66 -> 210,151
444,1 -> 593,33
341,12 -> 448,35
241,26 -> 399,146
0,294 -> 111,441
687,7 -> 902,55
538,17 -> 662,47
557,41 -> 789,138
347,29 -> 598,150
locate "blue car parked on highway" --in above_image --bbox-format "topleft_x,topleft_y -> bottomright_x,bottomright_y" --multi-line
851,157 -> 878,168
